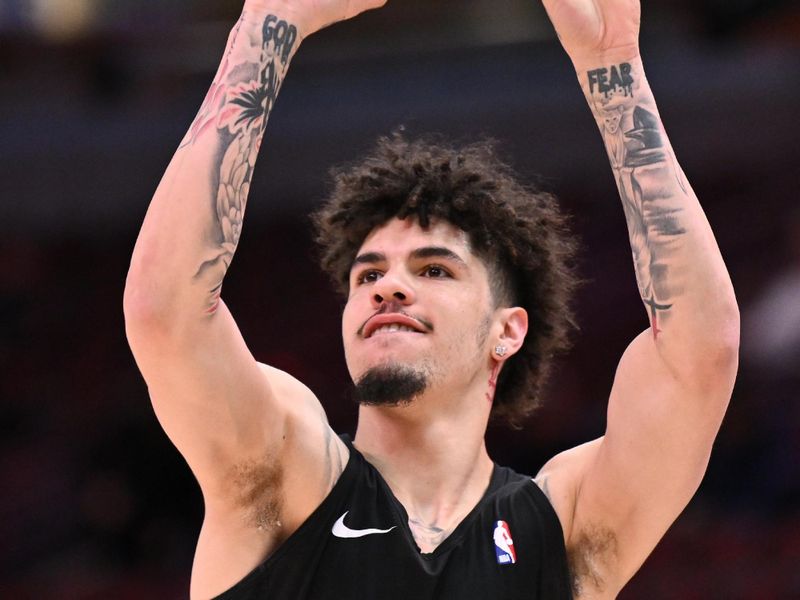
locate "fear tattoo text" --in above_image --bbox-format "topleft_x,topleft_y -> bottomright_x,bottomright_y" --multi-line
583,59 -> 691,339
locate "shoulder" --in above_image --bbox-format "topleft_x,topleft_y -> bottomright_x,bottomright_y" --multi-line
533,438 -> 604,545
193,363 -> 349,598
256,362 -> 325,417
533,439 -> 609,598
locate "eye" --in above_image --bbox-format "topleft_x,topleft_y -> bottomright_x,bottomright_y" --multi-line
356,269 -> 383,285
421,264 -> 451,278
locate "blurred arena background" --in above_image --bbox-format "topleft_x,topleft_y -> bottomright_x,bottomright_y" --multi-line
1,0 -> 798,597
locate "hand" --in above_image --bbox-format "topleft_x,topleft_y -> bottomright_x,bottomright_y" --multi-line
245,0 -> 387,38
541,0 -> 640,64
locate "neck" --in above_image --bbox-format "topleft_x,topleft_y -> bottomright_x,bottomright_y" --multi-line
353,382 -> 495,547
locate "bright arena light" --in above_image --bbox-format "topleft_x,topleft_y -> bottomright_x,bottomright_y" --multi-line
30,0 -> 96,41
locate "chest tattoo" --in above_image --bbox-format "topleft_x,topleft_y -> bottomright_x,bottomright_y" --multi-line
408,517 -> 452,553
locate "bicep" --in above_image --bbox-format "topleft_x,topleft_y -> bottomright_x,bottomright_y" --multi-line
127,299 -> 330,495
128,299 -> 351,597
570,329 -> 732,588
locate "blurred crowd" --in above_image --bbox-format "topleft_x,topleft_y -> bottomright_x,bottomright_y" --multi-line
1,210 -> 798,598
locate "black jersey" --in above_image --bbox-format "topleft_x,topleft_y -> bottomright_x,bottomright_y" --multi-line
214,436 -> 572,599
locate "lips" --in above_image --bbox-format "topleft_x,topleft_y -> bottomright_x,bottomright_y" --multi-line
361,313 -> 429,339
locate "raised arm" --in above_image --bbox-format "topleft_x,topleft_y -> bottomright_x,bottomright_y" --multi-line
536,1 -> 739,596
123,1 -> 384,597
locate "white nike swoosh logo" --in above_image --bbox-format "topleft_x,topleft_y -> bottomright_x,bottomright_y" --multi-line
331,511 -> 396,539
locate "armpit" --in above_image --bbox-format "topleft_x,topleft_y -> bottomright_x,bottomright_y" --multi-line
567,524 -> 619,598
226,457 -> 283,531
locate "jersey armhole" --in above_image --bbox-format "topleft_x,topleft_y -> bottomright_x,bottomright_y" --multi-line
212,434 -> 360,599
527,478 -> 569,551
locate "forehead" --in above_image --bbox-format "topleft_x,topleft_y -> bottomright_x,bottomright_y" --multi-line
357,217 -> 473,257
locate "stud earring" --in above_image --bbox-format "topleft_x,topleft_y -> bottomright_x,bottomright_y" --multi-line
494,345 -> 507,357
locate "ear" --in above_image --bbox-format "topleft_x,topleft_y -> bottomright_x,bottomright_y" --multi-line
493,306 -> 528,362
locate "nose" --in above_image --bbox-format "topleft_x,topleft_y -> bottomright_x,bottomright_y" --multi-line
371,269 -> 415,307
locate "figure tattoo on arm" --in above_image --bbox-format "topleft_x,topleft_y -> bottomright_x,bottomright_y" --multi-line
585,62 -> 690,339
181,13 -> 298,313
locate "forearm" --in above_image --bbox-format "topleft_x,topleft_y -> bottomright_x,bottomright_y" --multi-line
126,5 -> 302,320
577,53 -> 739,375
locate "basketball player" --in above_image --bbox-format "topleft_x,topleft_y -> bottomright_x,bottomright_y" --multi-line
123,0 -> 740,597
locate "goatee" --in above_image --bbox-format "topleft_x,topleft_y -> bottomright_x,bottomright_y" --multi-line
352,364 -> 429,407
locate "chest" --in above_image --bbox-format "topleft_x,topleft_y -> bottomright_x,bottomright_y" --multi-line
265,484 -> 572,600
303,511 -> 551,599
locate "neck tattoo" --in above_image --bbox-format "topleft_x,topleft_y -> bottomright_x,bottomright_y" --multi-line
485,362 -> 500,403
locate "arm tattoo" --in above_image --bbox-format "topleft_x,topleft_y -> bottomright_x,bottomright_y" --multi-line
534,474 -> 552,503
182,13 -> 298,311
586,61 -> 689,339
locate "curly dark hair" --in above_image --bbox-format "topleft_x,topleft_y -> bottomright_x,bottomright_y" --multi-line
312,132 -> 580,426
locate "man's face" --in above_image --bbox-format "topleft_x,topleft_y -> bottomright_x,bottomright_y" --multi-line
603,109 -> 622,134
342,217 -> 496,406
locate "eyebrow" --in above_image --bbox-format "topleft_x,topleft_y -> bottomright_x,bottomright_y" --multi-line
350,246 -> 469,271
410,246 -> 468,267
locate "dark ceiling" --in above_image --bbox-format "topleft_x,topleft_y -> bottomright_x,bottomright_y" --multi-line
1,1 -> 798,237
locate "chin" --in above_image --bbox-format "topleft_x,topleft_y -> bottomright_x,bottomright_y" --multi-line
351,362 -> 430,407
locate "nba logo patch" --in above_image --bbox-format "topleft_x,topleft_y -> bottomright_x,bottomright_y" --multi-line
493,520 -> 517,565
